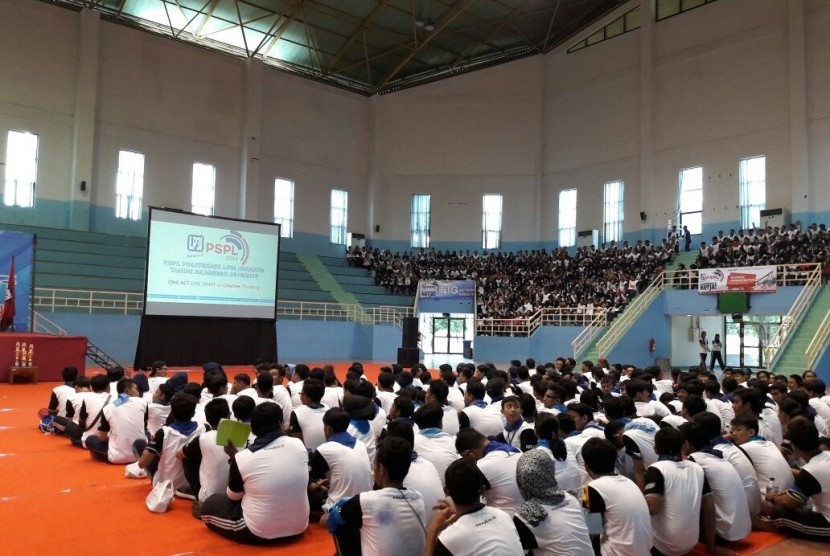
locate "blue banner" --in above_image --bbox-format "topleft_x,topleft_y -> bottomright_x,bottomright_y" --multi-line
0,230 -> 35,332
418,280 -> 476,314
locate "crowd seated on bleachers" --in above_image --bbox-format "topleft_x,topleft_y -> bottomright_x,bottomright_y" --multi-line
670,222 -> 830,289
348,242 -> 674,320
41,357 -> 830,550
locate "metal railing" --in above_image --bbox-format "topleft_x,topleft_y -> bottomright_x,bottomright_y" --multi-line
475,308 -> 607,337
572,311 -> 610,359
764,264 -> 823,369
32,287 -> 414,326
33,311 -> 69,336
595,273 -> 664,357
805,306 -> 830,371
662,263 -> 820,291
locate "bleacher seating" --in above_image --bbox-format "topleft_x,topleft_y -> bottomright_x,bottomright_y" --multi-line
317,255 -> 414,308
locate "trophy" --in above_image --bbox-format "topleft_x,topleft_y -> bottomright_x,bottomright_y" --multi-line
14,342 -> 20,367
27,344 -> 34,367
20,343 -> 27,367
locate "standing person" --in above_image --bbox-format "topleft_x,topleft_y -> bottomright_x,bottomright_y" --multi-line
683,225 -> 692,252
699,331 -> 710,368
710,333 -> 725,371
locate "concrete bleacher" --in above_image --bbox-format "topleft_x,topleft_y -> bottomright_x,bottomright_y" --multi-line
4,224 -> 337,306
317,255 -> 414,308
278,252 -> 335,303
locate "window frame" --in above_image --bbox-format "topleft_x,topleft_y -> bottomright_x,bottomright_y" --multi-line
3,129 -> 39,209
558,188 -> 578,248
330,188 -> 349,245
191,162 -> 216,216
738,156 -> 766,230
115,149 -> 145,221
273,177 -> 295,238
678,166 -> 703,235
481,194 -> 503,250
410,193 -> 431,248
603,180 -> 624,244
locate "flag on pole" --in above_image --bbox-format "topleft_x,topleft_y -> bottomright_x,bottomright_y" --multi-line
0,257 -> 15,332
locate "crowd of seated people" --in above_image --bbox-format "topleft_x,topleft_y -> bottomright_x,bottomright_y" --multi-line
40,356 -> 830,553
348,241 -> 674,320
689,222 -> 830,281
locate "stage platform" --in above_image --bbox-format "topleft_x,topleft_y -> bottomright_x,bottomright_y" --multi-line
0,333 -> 87,382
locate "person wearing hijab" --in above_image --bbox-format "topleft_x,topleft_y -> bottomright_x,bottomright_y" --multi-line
512,450 -> 593,556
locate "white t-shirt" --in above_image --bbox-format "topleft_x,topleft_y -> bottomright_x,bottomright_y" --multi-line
376,391 -> 397,414
441,405 -> 461,436
739,438 -> 794,494
635,400 -> 670,419
437,505 -> 523,556
645,459 -> 705,556
147,402 -> 171,438
100,396 -> 148,464
534,444 -> 583,492
586,474 -> 653,556
716,441 -> 761,515
462,404 -> 505,437
196,429 -> 230,502
321,386 -> 343,409
502,420 -> 535,451
233,435 -> 309,539
313,438 -> 373,506
513,494 -> 594,556
622,418 -> 659,468
290,404 -> 329,451
403,456 -> 445,523
51,384 -> 75,418
477,448 -> 523,517
689,451 -> 752,542
347,422 -> 377,465
798,451 -> 830,522
413,430 -> 459,487
346,487 -> 426,556
73,391 -> 112,444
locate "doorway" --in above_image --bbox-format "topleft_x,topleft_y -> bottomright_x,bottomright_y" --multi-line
431,316 -> 466,354
725,315 -> 782,368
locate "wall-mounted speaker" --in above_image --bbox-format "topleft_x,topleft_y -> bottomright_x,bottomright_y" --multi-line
80,181 -> 87,192
639,211 -> 647,221
374,224 -> 380,233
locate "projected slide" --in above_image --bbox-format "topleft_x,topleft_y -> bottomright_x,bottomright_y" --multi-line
144,208 -> 280,319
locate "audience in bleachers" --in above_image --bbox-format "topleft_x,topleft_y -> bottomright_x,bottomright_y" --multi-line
692,222 -> 830,277
349,242 -> 674,319
41,358 -> 830,550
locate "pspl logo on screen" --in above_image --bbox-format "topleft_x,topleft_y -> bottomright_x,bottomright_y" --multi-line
184,231 -> 250,265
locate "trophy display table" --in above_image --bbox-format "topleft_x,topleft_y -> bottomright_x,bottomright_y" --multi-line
0,333 -> 87,382
9,366 -> 38,384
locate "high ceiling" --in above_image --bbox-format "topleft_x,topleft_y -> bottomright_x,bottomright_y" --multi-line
47,0 -> 627,95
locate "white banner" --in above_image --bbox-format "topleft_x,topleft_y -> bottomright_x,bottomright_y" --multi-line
698,266 -> 777,294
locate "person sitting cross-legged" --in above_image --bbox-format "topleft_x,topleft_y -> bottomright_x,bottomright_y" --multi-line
200,402 -> 309,544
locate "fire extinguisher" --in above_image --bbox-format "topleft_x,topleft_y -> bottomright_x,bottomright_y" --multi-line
649,338 -> 656,353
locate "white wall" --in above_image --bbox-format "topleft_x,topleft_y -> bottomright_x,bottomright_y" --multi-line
670,315 -> 725,368
1,0 -> 830,248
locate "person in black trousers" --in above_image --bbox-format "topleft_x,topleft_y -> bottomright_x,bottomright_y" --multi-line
709,333 -> 725,371
683,225 -> 692,252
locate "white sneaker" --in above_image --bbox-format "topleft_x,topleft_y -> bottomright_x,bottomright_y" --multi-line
125,462 -> 148,479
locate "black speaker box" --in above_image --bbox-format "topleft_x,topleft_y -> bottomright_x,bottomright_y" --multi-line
397,347 -> 420,367
401,317 -> 419,348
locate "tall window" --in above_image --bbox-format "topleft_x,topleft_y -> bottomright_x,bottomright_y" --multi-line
115,150 -> 144,220
603,180 -> 624,244
411,194 -> 431,248
558,189 -> 577,247
3,130 -> 39,208
739,156 -> 766,229
330,189 -> 348,245
273,177 -> 294,238
482,194 -> 503,250
679,166 -> 703,235
191,162 -> 216,216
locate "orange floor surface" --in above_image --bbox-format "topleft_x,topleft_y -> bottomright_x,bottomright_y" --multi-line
0,362 -> 792,555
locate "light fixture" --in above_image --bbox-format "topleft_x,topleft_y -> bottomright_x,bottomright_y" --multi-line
425,19 -> 435,32
415,18 -> 425,28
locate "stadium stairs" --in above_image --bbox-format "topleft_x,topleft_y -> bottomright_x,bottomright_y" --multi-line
308,255 -> 415,311
771,284 -> 830,374
576,250 -> 694,362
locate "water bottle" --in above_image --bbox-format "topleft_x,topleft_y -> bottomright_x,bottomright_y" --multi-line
766,477 -> 779,496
